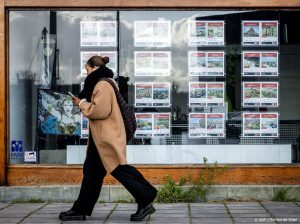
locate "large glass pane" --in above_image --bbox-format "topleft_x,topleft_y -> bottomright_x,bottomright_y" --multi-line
9,10 -> 117,164
8,9 -> 300,165
119,10 -> 300,164
9,11 -> 50,164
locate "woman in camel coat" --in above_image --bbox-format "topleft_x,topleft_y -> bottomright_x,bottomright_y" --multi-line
59,56 -> 157,222
80,79 -> 127,173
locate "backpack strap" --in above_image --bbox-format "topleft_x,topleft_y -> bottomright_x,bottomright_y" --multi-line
100,78 -> 119,94
100,78 -> 136,142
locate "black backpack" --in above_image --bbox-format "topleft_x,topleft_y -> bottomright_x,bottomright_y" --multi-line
100,78 -> 136,142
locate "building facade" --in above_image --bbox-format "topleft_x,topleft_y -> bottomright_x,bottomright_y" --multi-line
1,0 -> 300,186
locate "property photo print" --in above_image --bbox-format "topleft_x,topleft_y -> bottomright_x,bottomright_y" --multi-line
242,21 -> 260,45
152,21 -> 171,47
207,84 -> 224,99
261,21 -> 278,45
189,82 -> 207,107
190,21 -> 206,37
207,52 -> 225,76
135,51 -> 152,76
80,21 -> 99,46
153,113 -> 171,137
207,22 -> 224,45
243,113 -> 261,137
189,20 -> 224,46
261,52 -> 279,76
261,82 -> 279,106
189,21 -> 206,46
188,52 -> 207,76
189,113 -> 206,137
152,52 -> 171,76
206,113 -> 225,137
135,113 -> 153,137
262,22 -> 277,37
243,82 -> 261,107
135,83 -> 153,107
152,83 -> 170,107
80,21 -> 117,47
261,113 -> 279,137
99,21 -> 117,46
207,83 -> 225,106
135,21 -> 171,47
135,51 -> 170,76
243,52 -> 260,76
135,21 -> 153,47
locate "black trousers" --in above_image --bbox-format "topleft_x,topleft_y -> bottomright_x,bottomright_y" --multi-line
71,135 -> 157,216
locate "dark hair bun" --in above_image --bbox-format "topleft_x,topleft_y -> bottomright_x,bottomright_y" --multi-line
103,56 -> 109,64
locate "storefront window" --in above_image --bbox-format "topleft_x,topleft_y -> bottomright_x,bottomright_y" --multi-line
9,10 -> 300,165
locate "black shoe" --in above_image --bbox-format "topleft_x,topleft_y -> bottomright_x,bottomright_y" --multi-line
59,210 -> 86,221
130,204 -> 156,221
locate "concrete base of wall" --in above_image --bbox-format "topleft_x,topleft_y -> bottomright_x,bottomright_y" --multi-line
0,185 -> 299,203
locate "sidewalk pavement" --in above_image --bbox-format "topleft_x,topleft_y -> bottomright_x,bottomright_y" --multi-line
0,202 -> 300,224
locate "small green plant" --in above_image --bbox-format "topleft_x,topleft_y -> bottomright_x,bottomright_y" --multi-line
272,187 -> 297,202
191,157 -> 229,202
156,176 -> 185,203
156,157 -> 229,203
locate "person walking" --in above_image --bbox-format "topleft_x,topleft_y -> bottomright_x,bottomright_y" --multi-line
59,56 -> 157,222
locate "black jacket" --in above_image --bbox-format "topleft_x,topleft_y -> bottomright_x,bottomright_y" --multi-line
78,66 -> 114,102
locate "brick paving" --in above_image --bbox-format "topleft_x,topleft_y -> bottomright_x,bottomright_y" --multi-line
0,202 -> 299,223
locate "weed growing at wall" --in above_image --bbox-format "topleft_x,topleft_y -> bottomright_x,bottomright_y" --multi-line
156,157 -> 229,203
272,187 -> 298,202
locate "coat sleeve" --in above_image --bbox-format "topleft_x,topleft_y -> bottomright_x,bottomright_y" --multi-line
79,82 -> 112,120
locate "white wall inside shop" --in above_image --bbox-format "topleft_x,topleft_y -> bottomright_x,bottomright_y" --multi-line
66,144 -> 292,164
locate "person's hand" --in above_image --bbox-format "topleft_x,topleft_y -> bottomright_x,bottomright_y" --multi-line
71,96 -> 81,106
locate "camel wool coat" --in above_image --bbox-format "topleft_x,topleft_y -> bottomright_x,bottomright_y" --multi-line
79,79 -> 127,173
